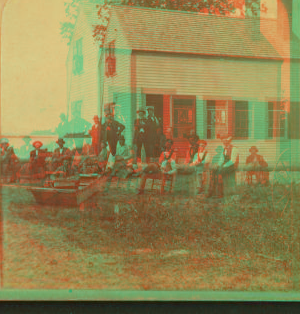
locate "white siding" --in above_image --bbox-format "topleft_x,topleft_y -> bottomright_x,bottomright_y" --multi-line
67,8 -> 99,123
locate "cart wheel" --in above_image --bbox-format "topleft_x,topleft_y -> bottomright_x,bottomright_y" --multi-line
272,148 -> 294,213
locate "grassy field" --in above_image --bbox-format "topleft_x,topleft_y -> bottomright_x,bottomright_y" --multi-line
2,179 -> 300,290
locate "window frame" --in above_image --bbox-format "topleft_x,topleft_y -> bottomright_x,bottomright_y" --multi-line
206,99 -> 249,140
267,101 -> 287,139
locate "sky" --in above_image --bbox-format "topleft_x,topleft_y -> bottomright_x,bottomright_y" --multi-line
1,0 -> 277,137
1,0 -> 69,136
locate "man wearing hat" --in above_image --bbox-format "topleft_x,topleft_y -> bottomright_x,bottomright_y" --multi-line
190,140 -> 210,193
49,138 -> 72,172
207,135 -> 239,198
102,113 -> 125,157
133,109 -> 147,163
88,115 -> 102,156
144,106 -> 160,163
246,146 -> 269,185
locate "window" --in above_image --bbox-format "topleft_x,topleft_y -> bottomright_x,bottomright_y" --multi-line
173,98 -> 195,139
268,102 -> 286,138
105,41 -> 116,77
73,38 -> 83,75
207,100 -> 248,139
235,101 -> 249,139
71,100 -> 82,119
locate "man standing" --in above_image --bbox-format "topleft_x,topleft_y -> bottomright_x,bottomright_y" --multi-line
133,109 -> 147,164
185,133 -> 199,165
207,135 -> 239,198
144,106 -> 159,163
89,115 -> 102,156
102,113 -> 125,157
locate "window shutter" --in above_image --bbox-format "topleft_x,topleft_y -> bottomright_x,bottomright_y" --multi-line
228,101 -> 235,137
289,102 -> 300,139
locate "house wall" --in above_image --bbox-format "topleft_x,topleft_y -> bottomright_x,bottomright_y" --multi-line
67,8 -> 99,125
134,51 -> 288,166
100,11 -> 133,144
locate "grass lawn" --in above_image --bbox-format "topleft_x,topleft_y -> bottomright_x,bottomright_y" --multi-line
2,180 -> 300,291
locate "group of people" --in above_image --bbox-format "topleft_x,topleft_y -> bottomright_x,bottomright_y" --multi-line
0,106 -> 270,198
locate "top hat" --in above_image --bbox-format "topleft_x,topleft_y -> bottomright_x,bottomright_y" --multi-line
93,115 -> 100,120
56,138 -> 65,145
249,146 -> 259,153
137,109 -> 146,114
32,141 -> 43,149
146,106 -> 154,111
0,138 -> 9,145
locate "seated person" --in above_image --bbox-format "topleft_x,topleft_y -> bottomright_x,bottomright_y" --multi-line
105,136 -> 132,179
0,138 -> 20,182
190,140 -> 210,193
50,157 -> 76,180
207,135 -> 239,198
19,141 -> 47,179
137,139 -> 176,195
184,138 -> 199,165
97,141 -> 109,172
246,146 -> 269,185
48,138 -> 71,171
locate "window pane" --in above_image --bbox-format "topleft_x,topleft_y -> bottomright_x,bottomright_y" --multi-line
235,101 -> 248,138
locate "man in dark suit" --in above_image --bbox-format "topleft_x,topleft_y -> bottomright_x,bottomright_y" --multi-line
102,113 -> 125,157
50,138 -> 72,171
144,106 -> 159,163
133,109 -> 147,163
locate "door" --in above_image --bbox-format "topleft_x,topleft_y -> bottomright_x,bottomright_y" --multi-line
172,96 -> 196,157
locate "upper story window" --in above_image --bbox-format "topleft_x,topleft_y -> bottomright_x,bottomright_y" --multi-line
73,38 -> 83,75
105,40 -> 116,77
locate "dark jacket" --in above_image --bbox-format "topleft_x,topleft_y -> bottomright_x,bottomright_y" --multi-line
133,118 -> 147,144
145,116 -> 159,144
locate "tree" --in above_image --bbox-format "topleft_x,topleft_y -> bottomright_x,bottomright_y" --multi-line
60,0 -> 267,46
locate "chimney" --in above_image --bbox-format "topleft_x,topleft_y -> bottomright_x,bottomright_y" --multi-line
246,0 -> 261,40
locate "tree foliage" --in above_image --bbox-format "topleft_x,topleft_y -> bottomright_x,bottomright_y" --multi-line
60,0 -> 267,45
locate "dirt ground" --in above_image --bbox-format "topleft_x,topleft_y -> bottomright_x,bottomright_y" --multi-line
1,179 -> 300,291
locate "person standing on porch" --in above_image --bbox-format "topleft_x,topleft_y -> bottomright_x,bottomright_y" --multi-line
133,109 -> 147,164
89,115 -> 102,156
207,135 -> 239,198
185,133 -> 199,165
144,106 -> 159,163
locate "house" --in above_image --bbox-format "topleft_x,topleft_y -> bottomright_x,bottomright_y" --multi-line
66,2 -> 300,168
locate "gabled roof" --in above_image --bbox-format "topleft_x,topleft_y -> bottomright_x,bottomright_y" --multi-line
111,5 -> 282,60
